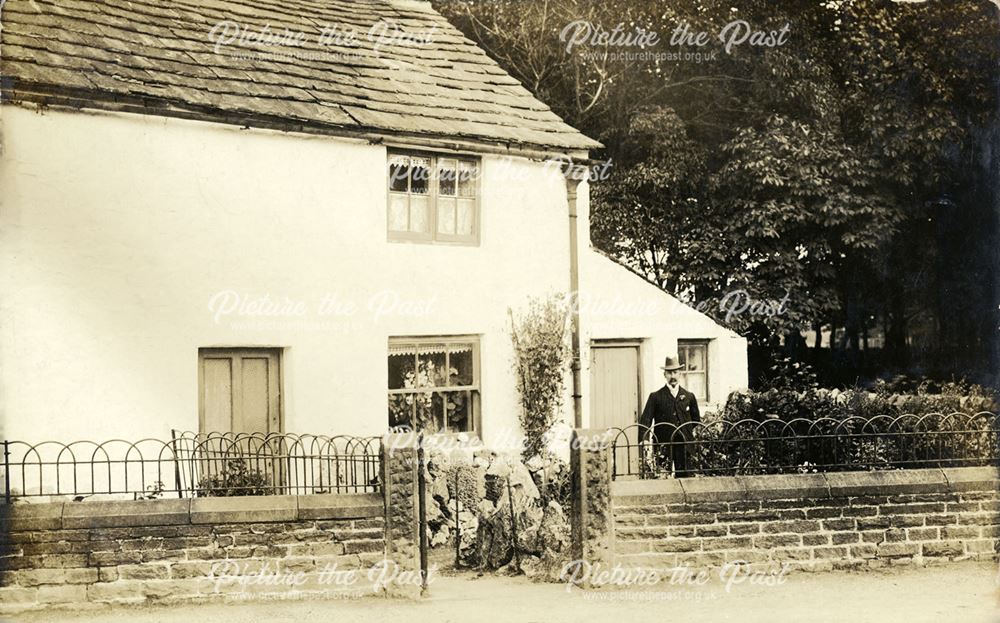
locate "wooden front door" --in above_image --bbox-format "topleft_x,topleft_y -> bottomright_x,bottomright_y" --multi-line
591,342 -> 641,477
199,348 -> 282,434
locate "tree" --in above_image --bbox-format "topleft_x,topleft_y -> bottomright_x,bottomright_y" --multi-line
829,0 -> 1000,375
437,0 -> 1000,384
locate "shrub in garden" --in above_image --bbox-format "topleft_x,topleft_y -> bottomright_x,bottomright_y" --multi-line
509,295 -> 571,462
760,356 -> 819,392
197,459 -> 271,496
692,366 -> 998,474
526,453 -> 572,510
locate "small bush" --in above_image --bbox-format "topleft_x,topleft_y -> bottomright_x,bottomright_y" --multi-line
761,356 -> 819,392
526,454 -> 571,509
444,461 -> 481,511
509,296 -> 571,462
197,459 -> 271,497
137,480 -> 165,500
721,382 -> 995,426
701,384 -> 998,474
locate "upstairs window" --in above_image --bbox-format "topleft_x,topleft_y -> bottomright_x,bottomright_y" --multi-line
387,151 -> 479,244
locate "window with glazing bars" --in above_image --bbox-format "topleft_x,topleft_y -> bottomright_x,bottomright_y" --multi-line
677,339 -> 709,403
387,337 -> 480,433
387,151 -> 479,243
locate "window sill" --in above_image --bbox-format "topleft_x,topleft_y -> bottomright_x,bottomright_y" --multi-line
387,236 -> 480,247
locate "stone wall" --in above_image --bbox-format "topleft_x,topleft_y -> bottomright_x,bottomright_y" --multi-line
611,467 -> 999,572
0,493 -> 384,614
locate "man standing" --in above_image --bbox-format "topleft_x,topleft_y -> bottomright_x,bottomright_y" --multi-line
639,355 -> 701,477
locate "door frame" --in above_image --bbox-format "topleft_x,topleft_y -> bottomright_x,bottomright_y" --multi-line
197,347 -> 284,434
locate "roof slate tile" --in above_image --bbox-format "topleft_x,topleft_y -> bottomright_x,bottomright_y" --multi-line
1,0 -> 600,151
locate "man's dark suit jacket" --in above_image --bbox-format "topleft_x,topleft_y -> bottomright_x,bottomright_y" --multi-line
639,384 -> 701,441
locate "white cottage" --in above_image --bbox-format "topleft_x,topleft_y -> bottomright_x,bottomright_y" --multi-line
0,0 -> 747,446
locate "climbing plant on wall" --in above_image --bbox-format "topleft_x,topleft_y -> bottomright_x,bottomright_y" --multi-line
509,295 -> 571,462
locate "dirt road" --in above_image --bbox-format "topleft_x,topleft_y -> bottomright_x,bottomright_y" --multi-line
7,561 -> 998,623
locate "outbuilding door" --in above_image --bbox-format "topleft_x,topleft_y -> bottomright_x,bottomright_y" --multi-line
590,342 -> 641,477
198,348 -> 282,434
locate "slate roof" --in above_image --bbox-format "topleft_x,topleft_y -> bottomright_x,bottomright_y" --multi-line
0,0 -> 600,153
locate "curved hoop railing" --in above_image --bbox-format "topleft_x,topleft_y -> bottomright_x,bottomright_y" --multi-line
1,431 -> 382,502
170,431 -> 381,497
608,412 -> 998,480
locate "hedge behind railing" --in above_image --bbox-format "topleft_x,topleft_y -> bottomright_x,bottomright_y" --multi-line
609,411 -> 998,479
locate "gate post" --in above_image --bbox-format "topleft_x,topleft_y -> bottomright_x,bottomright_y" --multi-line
570,429 -> 614,575
381,431 -> 424,597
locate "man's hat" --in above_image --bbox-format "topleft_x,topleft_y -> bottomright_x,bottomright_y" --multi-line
661,355 -> 684,371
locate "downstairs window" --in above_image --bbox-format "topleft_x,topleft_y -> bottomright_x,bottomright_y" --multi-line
387,337 -> 480,433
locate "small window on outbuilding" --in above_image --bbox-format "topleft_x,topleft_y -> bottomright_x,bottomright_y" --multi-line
677,340 -> 709,403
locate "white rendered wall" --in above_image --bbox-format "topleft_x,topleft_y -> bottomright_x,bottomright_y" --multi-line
0,106 -> 571,443
0,104 -> 748,446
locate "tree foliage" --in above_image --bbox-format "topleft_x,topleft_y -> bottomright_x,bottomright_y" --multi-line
437,0 -> 1000,382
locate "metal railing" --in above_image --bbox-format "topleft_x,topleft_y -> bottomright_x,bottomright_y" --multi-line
2,431 -> 381,502
609,411 -> 998,479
